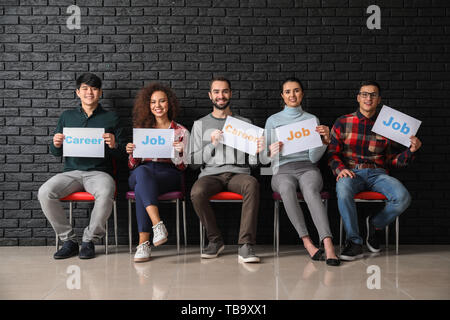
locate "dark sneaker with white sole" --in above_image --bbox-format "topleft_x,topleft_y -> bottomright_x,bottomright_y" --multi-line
366,216 -> 382,253
340,241 -> 364,261
238,244 -> 260,263
201,241 -> 225,259
53,240 -> 79,259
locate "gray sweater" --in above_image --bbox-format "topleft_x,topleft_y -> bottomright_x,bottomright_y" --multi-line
189,113 -> 257,177
263,105 -> 327,169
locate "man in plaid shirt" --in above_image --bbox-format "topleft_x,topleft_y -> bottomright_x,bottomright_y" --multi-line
328,81 -> 422,261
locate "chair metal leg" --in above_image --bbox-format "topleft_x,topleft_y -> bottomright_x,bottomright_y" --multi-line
183,200 -> 187,247
385,225 -> 389,249
396,216 -> 399,255
199,221 -> 203,254
273,200 -> 276,253
339,217 -> 343,250
56,201 -> 75,251
113,200 -> 118,247
176,199 -> 180,254
105,220 -> 108,255
128,199 -> 132,254
202,224 -> 206,248
275,200 -> 280,256
322,199 -> 328,244
56,201 -> 74,251
69,202 -> 73,226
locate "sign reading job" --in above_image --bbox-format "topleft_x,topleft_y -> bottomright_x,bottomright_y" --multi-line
63,127 -> 105,158
371,105 -> 422,147
133,128 -> 174,159
222,116 -> 264,156
275,118 -> 323,156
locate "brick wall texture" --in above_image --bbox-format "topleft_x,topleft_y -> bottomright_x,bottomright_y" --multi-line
1,0 -> 449,246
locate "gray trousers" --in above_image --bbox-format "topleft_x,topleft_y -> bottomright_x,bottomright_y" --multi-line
271,161 -> 333,242
38,170 -> 115,243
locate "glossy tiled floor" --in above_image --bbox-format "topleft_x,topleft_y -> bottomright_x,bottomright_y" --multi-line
0,245 -> 449,300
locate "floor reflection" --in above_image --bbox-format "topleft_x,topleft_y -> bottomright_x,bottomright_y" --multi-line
0,245 -> 448,300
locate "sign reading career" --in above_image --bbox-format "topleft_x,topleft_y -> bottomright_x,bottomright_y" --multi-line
63,127 -> 105,158
221,116 -> 264,156
371,105 -> 422,147
133,128 -> 174,158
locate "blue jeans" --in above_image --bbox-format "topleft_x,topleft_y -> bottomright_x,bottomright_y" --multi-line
129,162 -> 181,233
335,168 -> 411,245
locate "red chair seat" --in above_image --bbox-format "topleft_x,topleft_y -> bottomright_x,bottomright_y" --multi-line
60,180 -> 118,202
272,191 -> 330,201
354,191 -> 387,200
209,192 -> 243,201
60,192 -> 95,201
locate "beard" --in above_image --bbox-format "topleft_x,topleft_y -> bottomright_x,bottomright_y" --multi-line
212,99 -> 230,110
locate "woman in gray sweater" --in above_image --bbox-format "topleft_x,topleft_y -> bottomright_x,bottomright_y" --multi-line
264,77 -> 340,266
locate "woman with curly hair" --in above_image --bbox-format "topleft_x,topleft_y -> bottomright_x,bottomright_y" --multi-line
126,82 -> 189,262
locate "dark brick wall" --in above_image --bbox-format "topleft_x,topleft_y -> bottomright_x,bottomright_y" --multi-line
1,0 -> 449,246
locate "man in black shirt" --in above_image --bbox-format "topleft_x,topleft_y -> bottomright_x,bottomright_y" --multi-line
38,73 -> 125,260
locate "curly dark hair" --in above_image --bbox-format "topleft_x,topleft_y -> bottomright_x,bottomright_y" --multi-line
132,82 -> 180,128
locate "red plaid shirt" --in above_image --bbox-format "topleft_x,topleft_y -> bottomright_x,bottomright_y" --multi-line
128,121 -> 189,171
328,110 -> 414,176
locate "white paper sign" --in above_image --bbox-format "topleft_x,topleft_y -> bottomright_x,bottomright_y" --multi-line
275,118 -> 323,156
371,105 -> 421,147
222,116 -> 264,155
63,127 -> 105,158
133,128 -> 174,158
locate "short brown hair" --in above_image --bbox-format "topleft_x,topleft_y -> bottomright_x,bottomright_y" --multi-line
209,76 -> 231,91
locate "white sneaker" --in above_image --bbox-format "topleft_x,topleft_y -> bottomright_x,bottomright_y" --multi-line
134,241 -> 151,262
152,221 -> 168,246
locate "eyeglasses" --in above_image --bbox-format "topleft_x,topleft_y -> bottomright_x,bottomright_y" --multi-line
359,92 -> 379,98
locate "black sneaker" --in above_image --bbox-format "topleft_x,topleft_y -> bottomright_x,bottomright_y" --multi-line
340,241 -> 364,261
54,240 -> 79,260
366,216 -> 382,253
201,241 -> 225,259
79,241 -> 95,259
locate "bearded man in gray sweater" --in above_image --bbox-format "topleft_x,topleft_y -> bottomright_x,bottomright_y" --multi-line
190,76 -> 265,263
